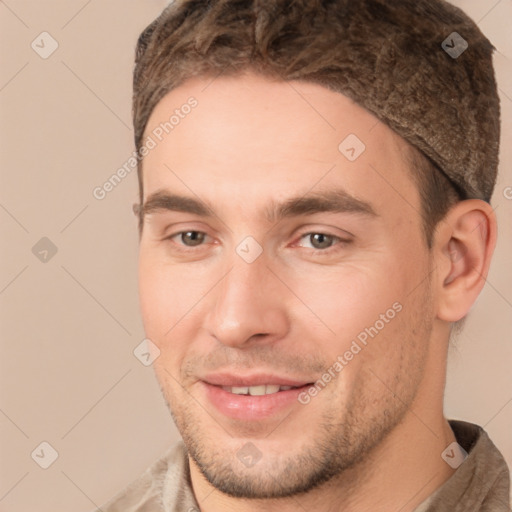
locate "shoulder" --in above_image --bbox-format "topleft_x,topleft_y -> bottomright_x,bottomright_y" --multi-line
416,421 -> 510,512
99,442 -> 190,512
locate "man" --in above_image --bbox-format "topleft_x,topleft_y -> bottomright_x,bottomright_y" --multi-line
101,0 -> 510,510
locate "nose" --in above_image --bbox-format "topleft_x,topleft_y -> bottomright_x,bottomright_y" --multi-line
204,253 -> 290,349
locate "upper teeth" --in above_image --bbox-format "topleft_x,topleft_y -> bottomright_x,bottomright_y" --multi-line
222,384 -> 294,395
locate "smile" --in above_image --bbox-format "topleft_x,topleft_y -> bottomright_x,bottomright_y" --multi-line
221,384 -> 297,395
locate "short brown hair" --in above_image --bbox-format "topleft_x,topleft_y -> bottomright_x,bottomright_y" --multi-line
133,0 -> 476,245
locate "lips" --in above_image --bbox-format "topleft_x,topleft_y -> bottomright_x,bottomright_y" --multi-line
200,373 -> 315,420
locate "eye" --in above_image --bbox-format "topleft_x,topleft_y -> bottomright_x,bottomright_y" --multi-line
170,231 -> 208,247
297,232 -> 342,250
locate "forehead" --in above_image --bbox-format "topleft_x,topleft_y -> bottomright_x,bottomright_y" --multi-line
141,72 -> 417,217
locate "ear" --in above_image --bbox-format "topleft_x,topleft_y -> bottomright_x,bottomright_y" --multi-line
432,199 -> 497,322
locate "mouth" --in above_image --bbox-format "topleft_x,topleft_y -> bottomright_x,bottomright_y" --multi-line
199,373 -> 315,420
220,384 -> 307,395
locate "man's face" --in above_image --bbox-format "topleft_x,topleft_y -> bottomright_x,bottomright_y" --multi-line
138,72 -> 436,498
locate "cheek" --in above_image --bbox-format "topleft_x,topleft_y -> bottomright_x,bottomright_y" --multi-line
138,251 -> 214,372
138,253 -> 188,343
138,258 -> 186,388
138,256 -> 167,337
289,264 -> 404,348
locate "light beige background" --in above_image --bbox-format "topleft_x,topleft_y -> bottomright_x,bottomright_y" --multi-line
0,1 -> 510,511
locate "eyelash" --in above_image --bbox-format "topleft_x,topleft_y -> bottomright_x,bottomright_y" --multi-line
164,230 -> 349,254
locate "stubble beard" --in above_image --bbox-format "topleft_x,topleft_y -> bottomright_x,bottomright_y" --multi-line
156,290 -> 433,500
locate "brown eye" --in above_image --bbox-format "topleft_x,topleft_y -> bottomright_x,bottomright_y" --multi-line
310,233 -> 334,249
304,233 -> 337,250
180,231 -> 206,246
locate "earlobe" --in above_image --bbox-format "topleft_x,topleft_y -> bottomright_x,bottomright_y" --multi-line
435,200 -> 497,322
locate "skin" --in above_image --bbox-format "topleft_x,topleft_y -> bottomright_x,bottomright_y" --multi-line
137,71 -> 496,511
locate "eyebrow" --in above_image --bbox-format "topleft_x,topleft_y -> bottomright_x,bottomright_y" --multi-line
140,188 -> 377,223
